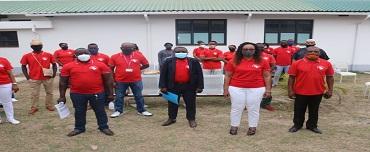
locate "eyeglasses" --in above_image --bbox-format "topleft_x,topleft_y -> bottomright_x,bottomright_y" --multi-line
307,50 -> 319,53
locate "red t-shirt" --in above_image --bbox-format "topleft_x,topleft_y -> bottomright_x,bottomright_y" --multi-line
264,48 -> 274,55
0,57 -> 13,85
225,58 -> 270,88
61,60 -> 111,94
288,46 -> 300,54
203,48 -> 223,69
109,52 -> 149,83
193,47 -> 206,58
288,58 -> 334,95
175,59 -> 190,83
91,53 -> 110,66
20,51 -> 56,80
261,52 -> 276,66
273,47 -> 294,66
53,49 -> 75,66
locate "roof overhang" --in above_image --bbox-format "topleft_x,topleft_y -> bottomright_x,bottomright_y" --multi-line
18,11 -> 370,17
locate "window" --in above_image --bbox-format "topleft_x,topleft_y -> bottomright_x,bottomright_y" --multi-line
0,31 -> 19,47
176,19 -> 227,45
264,20 -> 313,44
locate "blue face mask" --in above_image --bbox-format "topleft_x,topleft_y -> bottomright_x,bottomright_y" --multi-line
175,53 -> 187,59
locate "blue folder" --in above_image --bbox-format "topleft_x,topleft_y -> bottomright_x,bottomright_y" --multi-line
161,91 -> 179,105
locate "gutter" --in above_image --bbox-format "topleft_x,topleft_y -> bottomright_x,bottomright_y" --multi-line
350,14 -> 370,71
244,13 -> 252,41
22,11 -> 370,17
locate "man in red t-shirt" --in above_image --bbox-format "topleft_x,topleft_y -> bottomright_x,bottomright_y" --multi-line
159,47 -> 204,128
54,43 -> 75,69
20,39 -> 57,115
287,46 -> 334,134
192,41 -> 207,62
272,40 -> 294,86
257,43 -> 276,111
58,48 -> 114,136
202,41 -> 223,75
109,42 -> 152,117
87,43 -> 111,107
223,45 -> 236,69
287,39 -> 300,54
88,43 -> 110,66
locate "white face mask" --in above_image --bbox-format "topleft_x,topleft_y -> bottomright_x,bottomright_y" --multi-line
77,54 -> 90,62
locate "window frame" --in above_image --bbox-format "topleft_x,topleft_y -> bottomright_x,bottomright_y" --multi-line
264,19 -> 313,45
0,31 -> 19,48
176,19 -> 227,46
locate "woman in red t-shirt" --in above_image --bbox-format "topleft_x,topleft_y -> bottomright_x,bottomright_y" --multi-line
224,42 -> 272,136
0,57 -> 20,124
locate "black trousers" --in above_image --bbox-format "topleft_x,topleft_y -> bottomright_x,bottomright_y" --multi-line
293,94 -> 323,129
168,83 -> 196,121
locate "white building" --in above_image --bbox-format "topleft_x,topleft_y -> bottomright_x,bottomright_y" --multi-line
0,0 -> 370,71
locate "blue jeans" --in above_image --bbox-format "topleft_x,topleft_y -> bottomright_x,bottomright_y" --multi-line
70,92 -> 109,132
273,65 -> 290,86
114,81 -> 146,113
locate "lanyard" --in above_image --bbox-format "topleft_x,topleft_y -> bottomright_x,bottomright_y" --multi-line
121,53 -> 133,67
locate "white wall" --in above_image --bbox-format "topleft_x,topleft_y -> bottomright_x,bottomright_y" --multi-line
1,14 -> 369,71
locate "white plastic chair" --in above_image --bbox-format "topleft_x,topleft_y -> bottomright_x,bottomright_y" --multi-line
333,62 -> 357,83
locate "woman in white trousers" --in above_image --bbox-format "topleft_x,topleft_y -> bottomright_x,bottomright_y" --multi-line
0,57 -> 20,124
224,42 -> 272,136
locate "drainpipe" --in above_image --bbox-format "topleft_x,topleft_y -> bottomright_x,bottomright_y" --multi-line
350,14 -> 370,71
31,24 -> 40,39
143,14 -> 153,70
243,13 -> 252,41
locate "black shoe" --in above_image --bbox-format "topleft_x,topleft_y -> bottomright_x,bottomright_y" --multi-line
288,126 -> 301,133
188,120 -> 197,128
229,126 -> 238,135
162,119 -> 176,126
307,127 -> 322,134
67,130 -> 85,137
100,128 -> 114,136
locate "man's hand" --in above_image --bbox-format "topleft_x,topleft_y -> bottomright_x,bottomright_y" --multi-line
323,90 -> 333,99
196,88 -> 203,93
57,97 -> 66,104
160,88 -> 168,94
107,95 -> 115,101
288,90 -> 295,99
12,84 -> 19,93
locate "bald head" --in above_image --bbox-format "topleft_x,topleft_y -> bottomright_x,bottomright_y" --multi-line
75,48 -> 90,56
174,47 -> 188,53
121,42 -> 135,55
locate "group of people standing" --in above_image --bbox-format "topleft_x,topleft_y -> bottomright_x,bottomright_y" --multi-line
0,38 -> 334,137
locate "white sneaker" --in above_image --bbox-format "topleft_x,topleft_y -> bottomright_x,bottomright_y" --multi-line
11,98 -> 18,102
110,111 -> 122,118
0,117 -> 2,124
137,111 -> 153,116
7,119 -> 20,125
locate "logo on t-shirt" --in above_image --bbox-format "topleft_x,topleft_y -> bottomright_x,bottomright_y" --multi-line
213,52 -> 217,55
287,51 -> 291,54
252,64 -> 261,69
317,65 -> 325,71
89,66 -> 98,71
98,58 -> 104,61
42,57 -> 48,61
262,57 -> 269,60
67,52 -> 72,54
0,64 -> 4,68
132,59 -> 138,63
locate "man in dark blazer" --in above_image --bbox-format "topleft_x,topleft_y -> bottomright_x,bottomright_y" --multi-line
159,47 -> 204,128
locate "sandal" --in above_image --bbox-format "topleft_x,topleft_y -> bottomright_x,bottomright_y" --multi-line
247,127 -> 256,136
229,126 -> 238,135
